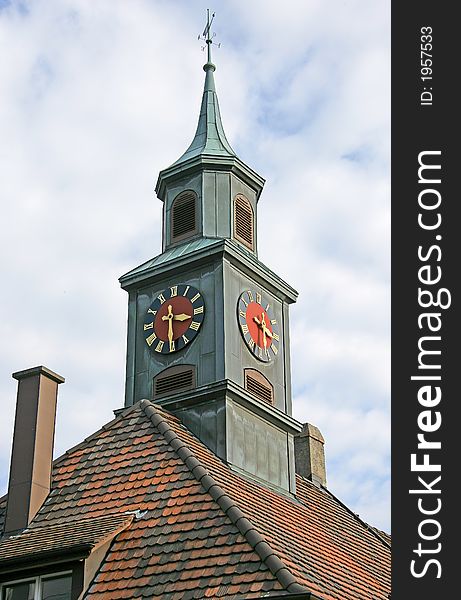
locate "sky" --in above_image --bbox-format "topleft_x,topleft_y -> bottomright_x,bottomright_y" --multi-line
0,0 -> 390,531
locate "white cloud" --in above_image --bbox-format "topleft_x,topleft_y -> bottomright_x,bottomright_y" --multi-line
0,0 -> 390,530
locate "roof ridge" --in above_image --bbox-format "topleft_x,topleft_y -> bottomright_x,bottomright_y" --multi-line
140,399 -> 314,597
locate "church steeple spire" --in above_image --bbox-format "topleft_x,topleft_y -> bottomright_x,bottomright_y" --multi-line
172,12 -> 235,166
155,10 -> 265,250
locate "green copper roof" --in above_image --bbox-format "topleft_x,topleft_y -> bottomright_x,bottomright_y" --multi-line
171,62 -> 236,166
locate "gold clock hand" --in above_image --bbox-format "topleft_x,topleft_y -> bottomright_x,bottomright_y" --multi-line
173,313 -> 192,321
253,316 -> 261,325
162,305 -> 174,342
260,312 -> 273,338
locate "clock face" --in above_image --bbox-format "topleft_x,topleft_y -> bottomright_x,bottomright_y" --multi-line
237,290 -> 280,362
143,284 -> 205,355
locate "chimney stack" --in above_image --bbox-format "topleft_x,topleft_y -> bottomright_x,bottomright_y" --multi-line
4,366 -> 64,535
294,423 -> 327,487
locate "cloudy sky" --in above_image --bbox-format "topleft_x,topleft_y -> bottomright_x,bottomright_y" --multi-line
0,0 -> 390,531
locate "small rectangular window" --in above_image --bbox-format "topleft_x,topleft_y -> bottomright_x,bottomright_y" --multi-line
2,573 -> 71,600
3,581 -> 35,600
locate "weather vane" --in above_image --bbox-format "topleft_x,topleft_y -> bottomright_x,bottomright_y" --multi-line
198,9 -> 220,64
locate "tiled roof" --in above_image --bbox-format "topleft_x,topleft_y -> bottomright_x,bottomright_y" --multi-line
0,401 -> 390,599
0,513 -> 133,565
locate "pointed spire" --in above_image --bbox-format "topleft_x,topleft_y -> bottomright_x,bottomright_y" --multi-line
172,11 -> 235,166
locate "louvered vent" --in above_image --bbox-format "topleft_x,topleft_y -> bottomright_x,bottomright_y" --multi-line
172,191 -> 197,242
234,194 -> 254,250
245,369 -> 274,405
154,365 -> 195,399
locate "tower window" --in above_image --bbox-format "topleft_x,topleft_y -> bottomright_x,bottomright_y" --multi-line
171,191 -> 197,243
233,194 -> 254,250
244,369 -> 274,405
153,365 -> 196,399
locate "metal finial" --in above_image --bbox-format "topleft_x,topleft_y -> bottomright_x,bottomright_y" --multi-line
198,9 -> 220,69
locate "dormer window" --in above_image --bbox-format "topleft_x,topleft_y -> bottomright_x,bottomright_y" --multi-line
233,194 -> 254,250
1,572 -> 72,600
171,190 -> 198,244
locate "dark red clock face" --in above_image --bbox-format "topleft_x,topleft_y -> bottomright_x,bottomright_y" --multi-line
237,290 -> 280,362
143,284 -> 205,354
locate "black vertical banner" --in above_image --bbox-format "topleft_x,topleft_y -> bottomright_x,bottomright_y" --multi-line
392,2 -> 457,598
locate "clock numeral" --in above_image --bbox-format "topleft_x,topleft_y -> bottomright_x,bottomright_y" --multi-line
144,322 -> 154,331
239,309 -> 246,319
147,308 -> 157,315
272,332 -> 280,342
271,344 -> 278,356
191,293 -> 201,303
270,319 -> 277,325
169,340 -> 175,352
247,290 -> 254,303
145,332 -> 157,346
266,303 -> 270,312
170,286 -> 178,297
182,334 -> 189,345
256,292 -> 262,304
157,293 -> 166,304
155,340 -> 164,352
183,285 -> 190,296
241,324 -> 249,335
240,297 -> 248,307
248,338 -> 255,350
193,306 -> 204,315
258,347 -> 263,359
189,321 -> 200,331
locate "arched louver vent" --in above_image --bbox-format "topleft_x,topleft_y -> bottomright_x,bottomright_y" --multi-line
171,191 -> 197,242
153,365 -> 196,399
234,194 -> 254,250
245,369 -> 274,405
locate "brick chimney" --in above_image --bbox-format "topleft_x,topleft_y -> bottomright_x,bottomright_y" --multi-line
294,423 -> 327,487
4,366 -> 65,535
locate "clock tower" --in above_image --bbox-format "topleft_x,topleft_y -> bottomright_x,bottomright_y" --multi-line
120,18 -> 302,493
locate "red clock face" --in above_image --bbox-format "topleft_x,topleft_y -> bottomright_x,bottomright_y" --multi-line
143,284 -> 205,354
237,290 -> 280,362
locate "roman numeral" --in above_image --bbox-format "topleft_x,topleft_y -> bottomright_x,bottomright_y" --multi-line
247,290 -> 254,303
239,310 -> 246,318
272,332 -> 280,342
193,306 -> 204,315
189,321 -> 200,331
266,303 -> 270,312
145,332 -> 157,346
148,308 -> 157,315
183,285 -> 190,296
271,344 -> 278,356
256,292 -> 262,304
191,293 -> 200,303
248,338 -> 255,350
144,322 -> 154,330
155,340 -> 164,352
169,340 -> 175,352
241,297 -> 248,307
241,324 -> 249,335
182,335 -> 189,345
157,294 -> 166,304
270,319 -> 277,325
170,286 -> 178,297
